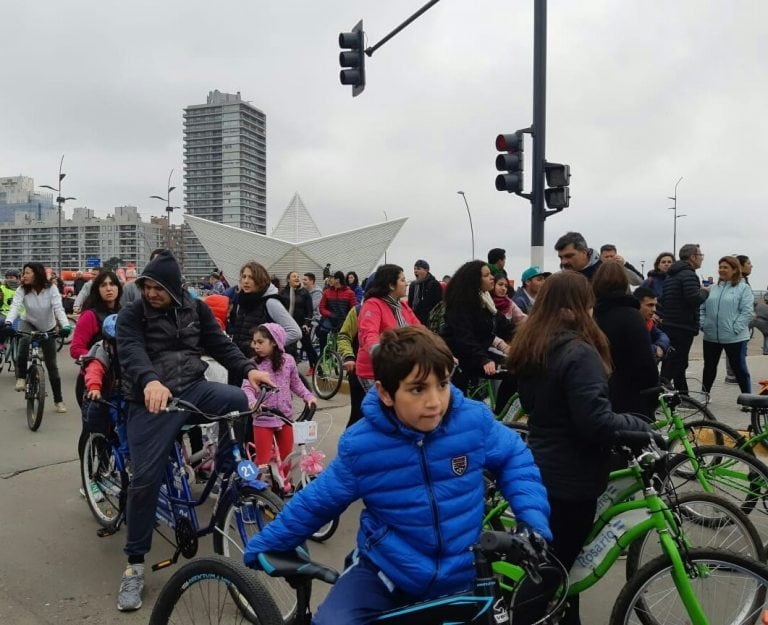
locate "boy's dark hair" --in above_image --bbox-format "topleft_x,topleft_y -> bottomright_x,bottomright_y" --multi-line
633,286 -> 657,301
373,326 -> 454,398
333,270 -> 346,283
303,272 -> 316,283
487,248 -> 506,265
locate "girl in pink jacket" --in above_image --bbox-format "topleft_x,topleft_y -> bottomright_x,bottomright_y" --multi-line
241,322 -> 316,465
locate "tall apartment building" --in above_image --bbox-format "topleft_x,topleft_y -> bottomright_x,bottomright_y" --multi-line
0,205 -> 164,272
0,176 -> 55,223
183,89 -> 267,282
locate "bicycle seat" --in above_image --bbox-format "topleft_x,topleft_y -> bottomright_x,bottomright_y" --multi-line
257,548 -> 339,584
737,394 -> 768,409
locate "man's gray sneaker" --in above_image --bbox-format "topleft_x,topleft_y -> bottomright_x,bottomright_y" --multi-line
117,564 -> 144,611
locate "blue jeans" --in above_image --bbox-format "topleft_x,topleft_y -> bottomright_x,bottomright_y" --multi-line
123,380 -> 247,558
313,551 -> 412,625
702,340 -> 752,394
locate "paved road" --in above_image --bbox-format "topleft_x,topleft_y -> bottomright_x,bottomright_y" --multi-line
0,335 -> 766,623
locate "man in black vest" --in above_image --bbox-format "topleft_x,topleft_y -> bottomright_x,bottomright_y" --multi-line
114,251 -> 272,612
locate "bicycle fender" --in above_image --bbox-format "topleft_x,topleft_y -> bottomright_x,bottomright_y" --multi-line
236,459 -> 269,491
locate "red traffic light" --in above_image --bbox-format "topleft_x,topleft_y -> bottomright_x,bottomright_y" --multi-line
495,133 -> 523,153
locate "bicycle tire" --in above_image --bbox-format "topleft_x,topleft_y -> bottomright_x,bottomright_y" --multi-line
6,335 -> 17,373
80,433 -> 127,529
26,365 -> 45,431
312,349 -> 343,400
610,548 -> 768,625
625,492 -> 766,580
148,555 -> 283,625
212,486 -> 296,624
664,444 -> 768,548
294,477 -> 339,543
677,394 -> 718,422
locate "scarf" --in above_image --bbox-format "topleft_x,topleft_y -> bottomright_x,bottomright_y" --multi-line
492,294 -> 511,317
383,295 -> 408,327
479,290 -> 497,315
288,287 -> 296,316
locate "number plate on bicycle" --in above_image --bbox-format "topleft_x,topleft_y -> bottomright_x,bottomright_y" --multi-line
237,459 -> 260,480
293,421 -> 318,444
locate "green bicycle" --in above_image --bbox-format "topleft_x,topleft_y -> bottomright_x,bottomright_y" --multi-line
486,431 -> 768,625
464,368 -> 526,425
311,330 -> 344,400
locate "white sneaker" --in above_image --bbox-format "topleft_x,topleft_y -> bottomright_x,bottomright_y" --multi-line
14,379 -> 25,392
54,402 -> 67,413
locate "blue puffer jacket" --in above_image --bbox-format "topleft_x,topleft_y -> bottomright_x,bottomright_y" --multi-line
244,385 -> 551,599
701,280 -> 754,344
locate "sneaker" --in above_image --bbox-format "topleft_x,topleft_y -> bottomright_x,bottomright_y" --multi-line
117,564 -> 144,611
54,402 -> 67,413
14,378 -> 25,392
724,376 -> 738,385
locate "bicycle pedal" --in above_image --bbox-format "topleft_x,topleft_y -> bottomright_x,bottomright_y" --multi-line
152,559 -> 174,572
96,526 -> 120,538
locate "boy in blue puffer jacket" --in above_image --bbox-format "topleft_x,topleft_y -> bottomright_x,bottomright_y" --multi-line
244,324 -> 551,624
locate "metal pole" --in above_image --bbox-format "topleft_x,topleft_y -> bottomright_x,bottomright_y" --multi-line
457,191 -> 475,260
530,0 -> 547,268
668,176 -> 683,254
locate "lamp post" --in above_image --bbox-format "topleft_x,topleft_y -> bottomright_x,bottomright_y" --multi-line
40,154 -> 76,274
640,260 -> 646,276
456,191 -> 475,260
667,176 -> 684,254
150,169 -> 177,250
382,210 -> 388,263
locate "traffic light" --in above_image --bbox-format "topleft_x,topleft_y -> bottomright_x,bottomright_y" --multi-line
339,20 -> 366,97
495,132 -> 524,194
544,162 -> 571,210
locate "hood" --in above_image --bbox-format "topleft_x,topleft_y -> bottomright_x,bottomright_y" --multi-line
595,292 -> 640,314
259,322 -> 287,352
263,283 -> 279,297
667,259 -> 694,277
585,247 -> 601,269
204,294 -> 229,330
136,251 -> 184,306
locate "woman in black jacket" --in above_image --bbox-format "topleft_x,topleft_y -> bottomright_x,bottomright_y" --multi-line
593,261 -> 659,418
281,271 -> 314,360
508,271 -> 651,625
441,260 -> 514,411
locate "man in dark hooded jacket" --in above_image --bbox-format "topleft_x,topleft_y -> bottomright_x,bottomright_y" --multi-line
660,243 -> 708,393
114,251 -> 272,612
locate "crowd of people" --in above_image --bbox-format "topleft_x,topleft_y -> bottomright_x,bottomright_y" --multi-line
0,232 -> 766,622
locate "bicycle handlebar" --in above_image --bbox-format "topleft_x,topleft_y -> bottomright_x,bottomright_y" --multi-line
165,385 -> 279,421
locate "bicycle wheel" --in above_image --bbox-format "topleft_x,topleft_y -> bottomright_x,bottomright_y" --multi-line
212,487 -> 296,624
26,365 -> 45,431
148,555 -> 283,625
80,433 -> 127,529
664,445 -> 768,548
294,477 -> 339,543
670,419 -> 746,453
626,492 -> 766,579
5,336 -> 17,374
312,350 -> 343,400
677,394 -> 718,422
610,548 -> 768,625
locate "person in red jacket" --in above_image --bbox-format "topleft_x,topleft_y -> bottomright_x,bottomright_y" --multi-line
356,264 -> 420,389
317,270 -> 357,354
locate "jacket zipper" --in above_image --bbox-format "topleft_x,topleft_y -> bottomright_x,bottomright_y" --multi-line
714,286 -> 724,343
417,438 -> 441,593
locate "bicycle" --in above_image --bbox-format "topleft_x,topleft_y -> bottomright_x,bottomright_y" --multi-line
311,329 -> 344,400
148,529 -> 552,625
247,403 -> 339,543
464,368 -> 525,425
0,329 -> 19,374
14,329 -> 59,431
55,314 -> 76,352
485,431 -> 768,624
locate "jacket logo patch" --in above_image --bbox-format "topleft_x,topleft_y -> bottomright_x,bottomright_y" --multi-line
451,455 -> 468,476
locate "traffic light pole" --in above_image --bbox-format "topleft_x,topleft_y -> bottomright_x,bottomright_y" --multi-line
530,0 -> 547,269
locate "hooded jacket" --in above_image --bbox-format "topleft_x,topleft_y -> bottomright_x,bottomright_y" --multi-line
241,322 -> 314,424
518,331 -> 652,500
117,251 -> 255,401
700,279 -> 754,344
244,385 -> 551,598
356,296 -> 421,379
660,260 -> 708,333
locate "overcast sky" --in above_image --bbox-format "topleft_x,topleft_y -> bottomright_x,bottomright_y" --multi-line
2,0 -> 766,289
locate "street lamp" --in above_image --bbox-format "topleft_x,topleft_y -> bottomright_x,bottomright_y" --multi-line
150,169 -> 177,250
667,176 -> 684,254
40,154 -> 76,274
456,191 -> 475,260
382,210 -> 388,263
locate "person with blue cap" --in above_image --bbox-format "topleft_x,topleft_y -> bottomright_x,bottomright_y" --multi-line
512,266 -> 551,315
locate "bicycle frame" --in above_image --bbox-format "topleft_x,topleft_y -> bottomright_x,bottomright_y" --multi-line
486,453 -> 711,624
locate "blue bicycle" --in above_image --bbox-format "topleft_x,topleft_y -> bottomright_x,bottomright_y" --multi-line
148,529 -> 552,625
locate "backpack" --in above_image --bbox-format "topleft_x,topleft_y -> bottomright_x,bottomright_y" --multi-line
427,300 -> 446,335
